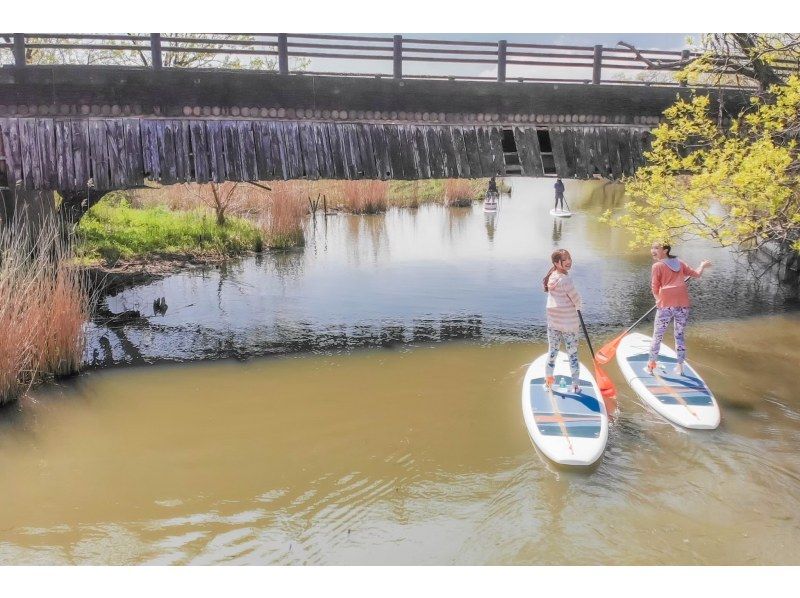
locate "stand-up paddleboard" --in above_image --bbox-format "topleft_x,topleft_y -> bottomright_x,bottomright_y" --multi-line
484,192 -> 499,212
549,208 -> 572,218
616,332 -> 720,429
521,352 -> 609,466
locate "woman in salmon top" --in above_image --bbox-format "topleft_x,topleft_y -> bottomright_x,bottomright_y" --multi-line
648,242 -> 711,375
543,249 -> 583,393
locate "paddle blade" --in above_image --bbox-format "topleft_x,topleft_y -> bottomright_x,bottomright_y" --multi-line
595,331 -> 626,365
594,362 -> 618,415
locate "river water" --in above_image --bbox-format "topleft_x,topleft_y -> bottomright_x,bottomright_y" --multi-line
1,178 -> 799,565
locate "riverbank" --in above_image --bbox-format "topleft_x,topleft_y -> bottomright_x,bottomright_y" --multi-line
76,178 -> 511,290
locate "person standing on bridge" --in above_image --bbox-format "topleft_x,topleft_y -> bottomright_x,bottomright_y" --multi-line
543,248 -> 583,394
554,178 -> 566,211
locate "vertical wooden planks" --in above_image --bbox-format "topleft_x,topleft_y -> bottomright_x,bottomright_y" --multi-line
356,123 -> 378,179
176,120 -> 193,182
437,127 -> 457,178
0,118 -> 23,188
369,124 -> 390,180
282,122 -> 305,179
488,126 -> 505,176
158,120 -> 178,185
385,124 -> 405,179
450,127 -> 470,178
411,125 -> 431,180
513,127 -> 533,176
140,119 -> 158,181
325,123 -> 346,180
54,120 -> 74,191
399,125 -> 420,180
298,122 -> 319,180
205,120 -> 226,183
549,127 -> 569,178
616,128 -> 634,176
105,119 -> 127,189
123,119 -> 144,187
462,127 -> 482,178
475,127 -> 494,177
565,128 -> 582,178
221,120 -> 242,181
88,119 -> 112,190
189,120 -> 210,184
575,127 -> 592,179
606,128 -> 624,180
35,119 -> 57,189
525,127 -> 545,177
20,119 -> 41,189
236,121 -> 258,181
425,126 -> 445,179
70,120 -> 90,190
313,123 -> 335,180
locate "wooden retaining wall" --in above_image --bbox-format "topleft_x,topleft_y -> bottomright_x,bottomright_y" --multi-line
0,118 -> 652,192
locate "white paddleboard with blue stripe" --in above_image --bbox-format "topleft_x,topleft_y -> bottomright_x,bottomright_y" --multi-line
616,332 -> 720,429
521,352 -> 609,466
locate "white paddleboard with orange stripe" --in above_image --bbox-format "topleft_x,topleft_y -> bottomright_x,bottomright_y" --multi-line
521,352 -> 609,466
616,332 -> 720,429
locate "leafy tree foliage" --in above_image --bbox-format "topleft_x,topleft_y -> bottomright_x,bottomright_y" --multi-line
605,75 -> 800,254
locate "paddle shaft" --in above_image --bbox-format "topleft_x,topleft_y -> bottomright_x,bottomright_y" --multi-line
576,310 -> 596,358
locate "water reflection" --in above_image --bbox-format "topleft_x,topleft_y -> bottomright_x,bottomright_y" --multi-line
87,178 -> 797,366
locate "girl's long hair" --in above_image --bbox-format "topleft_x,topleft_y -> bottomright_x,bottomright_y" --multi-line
543,249 -> 571,292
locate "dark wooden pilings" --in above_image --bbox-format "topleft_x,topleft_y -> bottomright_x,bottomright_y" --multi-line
150,34 -> 162,70
497,40 -> 507,83
0,117 -> 651,192
278,34 -> 289,76
393,36 -> 403,80
593,45 -> 603,85
12,34 -> 26,68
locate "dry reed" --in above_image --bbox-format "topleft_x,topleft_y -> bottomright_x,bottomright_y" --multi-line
0,215 -> 90,404
258,186 -> 307,249
337,180 -> 389,214
444,179 -> 477,207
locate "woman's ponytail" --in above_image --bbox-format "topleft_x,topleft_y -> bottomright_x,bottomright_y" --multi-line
542,266 -> 556,292
543,248 -> 571,292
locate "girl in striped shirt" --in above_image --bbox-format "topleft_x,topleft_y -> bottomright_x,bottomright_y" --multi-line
542,249 -> 583,393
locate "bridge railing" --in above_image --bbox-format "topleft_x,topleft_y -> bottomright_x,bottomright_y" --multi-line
1,33 -> 785,88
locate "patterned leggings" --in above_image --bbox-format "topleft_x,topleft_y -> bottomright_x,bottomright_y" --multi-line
649,307 -> 690,364
546,327 -> 580,383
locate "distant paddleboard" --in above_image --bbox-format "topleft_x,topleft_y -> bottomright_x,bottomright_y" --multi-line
521,352 -> 609,466
549,208 -> 572,218
616,332 -> 720,429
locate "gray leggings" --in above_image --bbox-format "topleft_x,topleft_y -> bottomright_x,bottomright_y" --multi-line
546,327 -> 580,383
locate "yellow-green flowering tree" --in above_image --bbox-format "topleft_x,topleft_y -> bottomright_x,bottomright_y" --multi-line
605,75 -> 800,255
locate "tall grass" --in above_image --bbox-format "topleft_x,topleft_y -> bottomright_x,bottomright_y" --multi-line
0,216 -> 89,404
444,179 -> 478,207
337,180 -> 389,214
258,187 -> 307,249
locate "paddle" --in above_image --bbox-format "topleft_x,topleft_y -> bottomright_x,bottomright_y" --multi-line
577,310 -> 618,415
594,275 -> 692,366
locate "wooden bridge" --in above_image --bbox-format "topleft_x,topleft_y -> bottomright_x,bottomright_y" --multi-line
0,34 -> 750,198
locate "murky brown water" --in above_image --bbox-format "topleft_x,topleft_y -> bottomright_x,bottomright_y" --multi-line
2,314 -> 799,565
